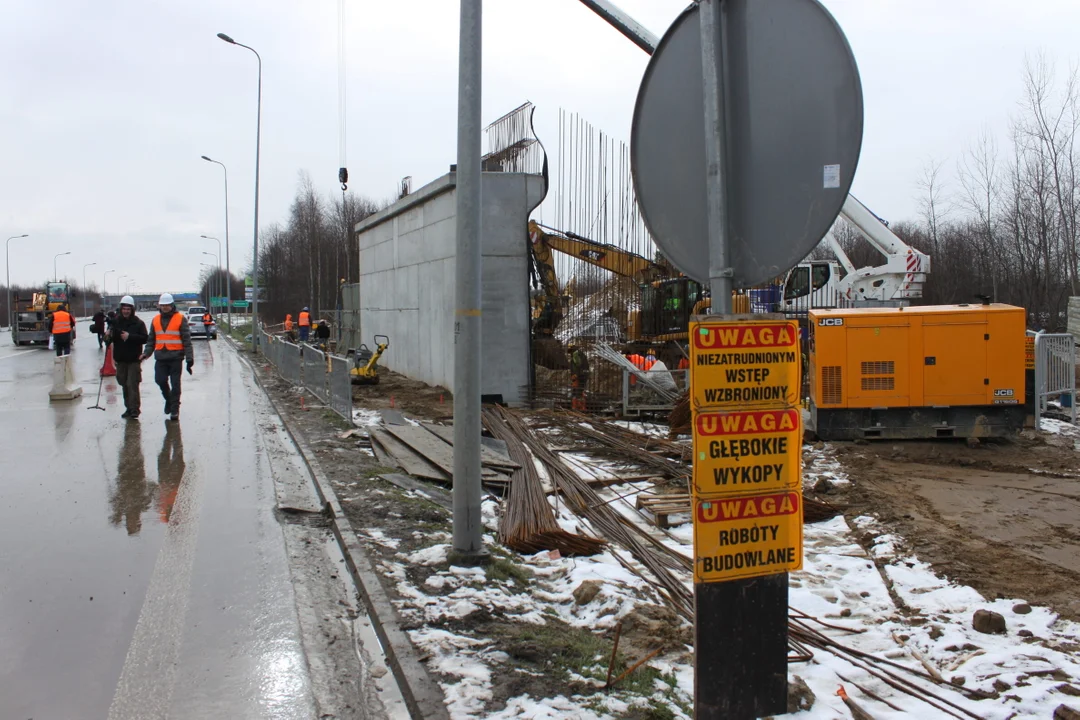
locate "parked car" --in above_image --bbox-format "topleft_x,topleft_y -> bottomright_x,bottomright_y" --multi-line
187,306 -> 217,340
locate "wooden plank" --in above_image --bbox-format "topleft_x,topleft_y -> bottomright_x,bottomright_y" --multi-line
384,424 -> 504,479
380,473 -> 453,511
421,423 -> 521,470
369,434 -> 398,469
370,429 -> 450,482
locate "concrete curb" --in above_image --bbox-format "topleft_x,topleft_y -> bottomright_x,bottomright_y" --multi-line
228,338 -> 450,720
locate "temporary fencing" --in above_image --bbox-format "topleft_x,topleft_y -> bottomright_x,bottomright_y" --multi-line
1032,331 -> 1077,425
330,354 -> 353,420
303,344 -> 330,405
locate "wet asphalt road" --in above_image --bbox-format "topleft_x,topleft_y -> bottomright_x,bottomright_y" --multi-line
0,320 -> 334,718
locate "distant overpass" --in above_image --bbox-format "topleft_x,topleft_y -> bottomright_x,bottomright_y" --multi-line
99,292 -> 201,311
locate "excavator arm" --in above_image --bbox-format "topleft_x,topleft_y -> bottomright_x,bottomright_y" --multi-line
528,220 -> 670,285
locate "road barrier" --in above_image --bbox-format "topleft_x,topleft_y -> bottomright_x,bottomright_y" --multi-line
1032,331 -> 1076,425
303,344 -> 330,405
256,328 -> 353,423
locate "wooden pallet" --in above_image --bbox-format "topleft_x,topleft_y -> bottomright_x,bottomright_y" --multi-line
635,492 -> 691,528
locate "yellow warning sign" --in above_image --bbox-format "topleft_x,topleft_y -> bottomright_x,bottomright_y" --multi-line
692,409 -> 802,497
690,320 -> 801,409
693,492 -> 804,583
1025,336 -> 1035,371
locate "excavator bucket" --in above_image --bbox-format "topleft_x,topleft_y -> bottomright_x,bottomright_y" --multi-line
533,336 -> 569,370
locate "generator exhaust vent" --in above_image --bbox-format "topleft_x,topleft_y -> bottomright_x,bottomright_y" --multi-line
861,376 -> 896,391
822,366 -> 842,404
861,360 -> 895,375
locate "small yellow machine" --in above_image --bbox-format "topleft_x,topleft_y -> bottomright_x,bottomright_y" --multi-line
809,302 -> 1026,440
350,335 -> 389,385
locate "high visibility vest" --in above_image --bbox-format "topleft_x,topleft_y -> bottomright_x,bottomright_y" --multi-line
285,317 -> 293,331
644,356 -> 657,371
153,313 -> 184,351
678,357 -> 690,370
52,311 -> 72,334
202,313 -> 212,323
298,311 -> 311,327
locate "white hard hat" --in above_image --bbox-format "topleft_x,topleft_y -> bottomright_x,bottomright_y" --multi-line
158,293 -> 174,305
120,295 -> 135,307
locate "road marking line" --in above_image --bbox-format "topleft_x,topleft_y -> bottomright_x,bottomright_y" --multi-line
107,435 -> 204,720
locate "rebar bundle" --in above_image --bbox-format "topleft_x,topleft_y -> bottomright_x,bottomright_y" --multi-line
483,407 -> 604,557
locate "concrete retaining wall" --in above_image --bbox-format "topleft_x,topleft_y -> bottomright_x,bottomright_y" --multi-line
355,172 -> 545,405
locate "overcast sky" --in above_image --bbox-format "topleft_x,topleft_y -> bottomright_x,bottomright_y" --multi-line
3,0 -> 1079,293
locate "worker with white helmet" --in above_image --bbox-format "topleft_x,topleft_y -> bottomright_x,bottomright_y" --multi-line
107,295 -> 149,420
141,293 -> 194,421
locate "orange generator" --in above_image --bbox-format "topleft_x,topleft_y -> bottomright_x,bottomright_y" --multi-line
809,302 -> 1027,440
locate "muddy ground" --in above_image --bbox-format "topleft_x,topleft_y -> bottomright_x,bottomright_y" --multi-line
820,429 -> 1080,621
259,367 -> 685,717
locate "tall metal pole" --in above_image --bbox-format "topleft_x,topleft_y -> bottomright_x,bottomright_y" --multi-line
103,269 -> 114,309
217,33 -> 261,348
700,0 -> 732,316
5,234 -> 28,330
202,250 -> 219,307
202,157 -> 231,327
54,251 -> 70,284
117,275 -> 126,296
451,0 -> 487,564
82,262 -> 96,317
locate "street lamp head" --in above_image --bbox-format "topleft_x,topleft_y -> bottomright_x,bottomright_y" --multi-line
201,155 -> 212,162
217,32 -> 236,44
61,251 -> 71,257
16,234 -> 27,239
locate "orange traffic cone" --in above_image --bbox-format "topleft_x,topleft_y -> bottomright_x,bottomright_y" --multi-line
100,344 -> 116,377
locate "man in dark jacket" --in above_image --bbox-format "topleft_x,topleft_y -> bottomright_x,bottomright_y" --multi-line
92,309 -> 107,348
141,293 -> 194,422
107,296 -> 149,419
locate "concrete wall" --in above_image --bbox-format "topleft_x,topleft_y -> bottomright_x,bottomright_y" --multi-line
355,172 -> 545,405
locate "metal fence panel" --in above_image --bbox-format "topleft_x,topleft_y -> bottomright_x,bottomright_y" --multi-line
1034,332 -> 1076,425
340,282 -> 362,353
329,354 -> 353,421
280,341 -> 303,386
622,368 -> 689,416
303,344 -> 330,404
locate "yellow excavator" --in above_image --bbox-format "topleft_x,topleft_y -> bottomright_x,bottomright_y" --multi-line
529,220 -> 731,368
350,335 -> 389,385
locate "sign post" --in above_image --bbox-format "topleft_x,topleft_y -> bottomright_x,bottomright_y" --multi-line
690,317 -> 803,717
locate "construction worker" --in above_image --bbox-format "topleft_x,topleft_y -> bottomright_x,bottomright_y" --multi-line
51,303 -> 75,357
91,309 -> 107,348
201,309 -> 214,338
107,296 -> 148,420
627,352 -> 646,386
298,307 -> 312,342
645,349 -> 658,371
141,293 -> 194,422
569,343 -> 590,412
314,319 -> 331,349
284,313 -> 294,333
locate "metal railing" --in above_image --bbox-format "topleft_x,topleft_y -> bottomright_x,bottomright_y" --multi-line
622,367 -> 689,416
257,328 -> 353,423
303,344 -> 330,405
1032,331 -> 1076,425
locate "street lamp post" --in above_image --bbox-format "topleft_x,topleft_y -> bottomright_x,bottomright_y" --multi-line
117,275 -> 127,296
5,233 -> 29,330
201,157 -> 232,327
54,251 -> 71,283
217,33 -> 262,349
202,250 -> 220,309
201,236 -> 222,311
103,269 -> 115,308
82,262 -> 97,317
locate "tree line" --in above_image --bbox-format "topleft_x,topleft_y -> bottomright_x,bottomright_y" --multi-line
255,171 -> 382,325
827,57 -> 1080,331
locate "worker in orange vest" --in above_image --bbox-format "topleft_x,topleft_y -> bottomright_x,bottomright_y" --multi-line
298,307 -> 312,342
627,352 -> 646,386
284,313 -> 294,332
141,293 -> 193,422
51,303 -> 75,357
644,349 -> 657,371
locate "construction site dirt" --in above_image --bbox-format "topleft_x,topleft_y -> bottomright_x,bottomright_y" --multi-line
821,429 -> 1080,622
259,367 -> 687,715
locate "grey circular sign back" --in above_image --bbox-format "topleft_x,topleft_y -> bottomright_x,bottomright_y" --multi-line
631,0 -> 864,287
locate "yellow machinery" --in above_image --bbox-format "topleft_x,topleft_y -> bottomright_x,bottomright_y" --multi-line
12,282 -> 70,345
809,302 -> 1027,440
350,335 -> 389,385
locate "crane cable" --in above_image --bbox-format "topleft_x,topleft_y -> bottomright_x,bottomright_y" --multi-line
337,0 -> 348,192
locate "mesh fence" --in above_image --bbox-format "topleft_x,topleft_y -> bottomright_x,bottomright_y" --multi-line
329,354 -> 353,420
303,344 -> 330,404
280,341 -> 303,386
